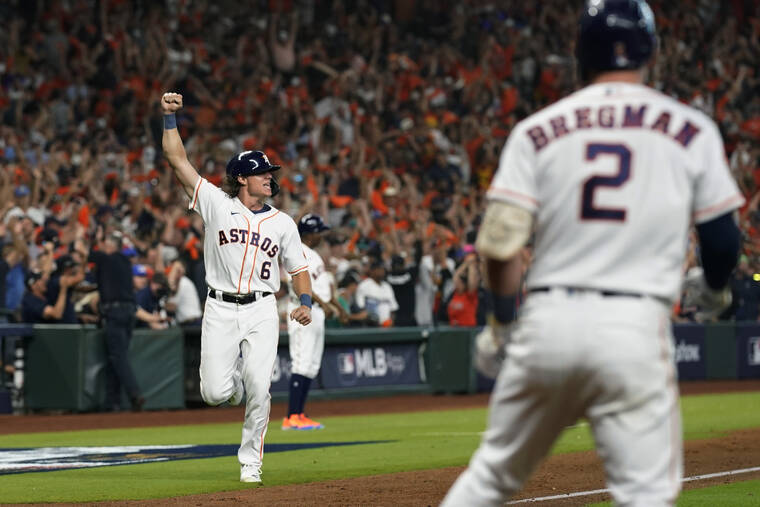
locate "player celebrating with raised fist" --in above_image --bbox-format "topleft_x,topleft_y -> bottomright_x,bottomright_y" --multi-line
443,1 -> 743,505
161,92 -> 313,484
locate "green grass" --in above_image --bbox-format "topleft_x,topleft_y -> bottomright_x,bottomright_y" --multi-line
588,479 -> 760,506
0,391 -> 757,503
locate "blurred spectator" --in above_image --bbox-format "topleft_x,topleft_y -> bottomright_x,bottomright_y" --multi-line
44,254 -> 86,324
386,250 -> 420,327
135,272 -> 171,329
336,269 -> 367,327
416,241 -> 455,326
356,260 -> 398,327
447,254 -> 480,327
78,231 -> 144,412
21,270 -> 78,324
166,260 -> 202,326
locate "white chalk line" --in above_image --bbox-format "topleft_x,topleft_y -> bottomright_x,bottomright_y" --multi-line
506,466 -> 760,504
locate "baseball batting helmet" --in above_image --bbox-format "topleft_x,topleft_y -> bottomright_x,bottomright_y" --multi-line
298,213 -> 330,235
576,0 -> 657,83
226,150 -> 281,196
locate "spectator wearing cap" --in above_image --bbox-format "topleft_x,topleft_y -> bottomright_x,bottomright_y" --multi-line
76,230 -> 144,412
44,254 -> 86,324
132,264 -> 151,292
21,270 -> 78,324
355,260 -> 398,327
135,272 -> 171,329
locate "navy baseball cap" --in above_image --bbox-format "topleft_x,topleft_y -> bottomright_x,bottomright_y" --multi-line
298,214 -> 330,235
226,150 -> 281,178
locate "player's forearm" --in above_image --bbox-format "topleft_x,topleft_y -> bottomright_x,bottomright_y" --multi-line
291,271 -> 313,304
485,256 -> 522,297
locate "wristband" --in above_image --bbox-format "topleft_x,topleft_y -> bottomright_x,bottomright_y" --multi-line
490,292 -> 516,324
299,293 -> 312,308
163,113 -> 177,130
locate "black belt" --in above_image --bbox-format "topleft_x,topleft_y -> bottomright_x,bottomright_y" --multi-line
208,289 -> 272,305
530,286 -> 643,298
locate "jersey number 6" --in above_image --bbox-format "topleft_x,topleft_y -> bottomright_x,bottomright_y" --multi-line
261,261 -> 271,280
581,143 -> 631,221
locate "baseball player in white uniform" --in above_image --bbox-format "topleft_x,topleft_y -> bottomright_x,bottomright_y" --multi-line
282,213 -> 347,430
443,1 -> 743,506
161,92 -> 313,484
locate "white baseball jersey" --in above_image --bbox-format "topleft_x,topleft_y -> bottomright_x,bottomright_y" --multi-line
286,244 -> 332,306
356,278 -> 399,325
489,82 -> 744,302
286,243 -> 331,379
189,177 -> 308,293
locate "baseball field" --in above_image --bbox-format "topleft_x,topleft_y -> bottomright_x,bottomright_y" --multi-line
1,380 -> 758,506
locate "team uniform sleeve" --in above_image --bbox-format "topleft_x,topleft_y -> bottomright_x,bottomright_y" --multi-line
691,122 -> 745,224
486,124 -> 539,213
279,217 -> 309,276
188,177 -> 229,223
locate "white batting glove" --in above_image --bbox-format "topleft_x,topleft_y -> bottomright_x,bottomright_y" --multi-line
682,267 -> 732,323
474,319 -> 511,379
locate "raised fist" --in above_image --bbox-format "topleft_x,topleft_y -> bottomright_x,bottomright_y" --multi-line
161,92 -> 183,114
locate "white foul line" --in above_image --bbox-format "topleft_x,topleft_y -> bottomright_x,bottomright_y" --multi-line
506,466 -> 760,504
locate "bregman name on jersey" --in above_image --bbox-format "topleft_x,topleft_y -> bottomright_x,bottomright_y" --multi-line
525,103 -> 701,152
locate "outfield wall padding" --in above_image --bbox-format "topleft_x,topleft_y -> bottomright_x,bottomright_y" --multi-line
25,325 -> 184,412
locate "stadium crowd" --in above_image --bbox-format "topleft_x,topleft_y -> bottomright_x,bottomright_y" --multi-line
1,0 -> 760,334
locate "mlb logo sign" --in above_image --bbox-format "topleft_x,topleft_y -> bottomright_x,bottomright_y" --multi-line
749,337 -> 760,366
338,353 -> 355,375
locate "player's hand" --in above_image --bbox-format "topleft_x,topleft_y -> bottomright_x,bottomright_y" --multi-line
161,92 -> 183,114
474,319 -> 511,379
290,306 -> 312,326
682,267 -> 732,323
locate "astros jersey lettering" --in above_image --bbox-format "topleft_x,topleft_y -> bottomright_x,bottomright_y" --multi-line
189,177 -> 308,292
489,82 -> 744,302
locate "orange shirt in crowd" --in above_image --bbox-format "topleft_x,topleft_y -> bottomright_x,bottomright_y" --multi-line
447,290 -> 478,327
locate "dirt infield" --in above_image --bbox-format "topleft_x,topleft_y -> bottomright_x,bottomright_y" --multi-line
4,379 -> 760,506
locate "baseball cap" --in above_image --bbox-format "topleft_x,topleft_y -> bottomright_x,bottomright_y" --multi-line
14,185 -> 30,198
132,264 -> 148,277
298,213 -> 330,235
26,270 -> 44,288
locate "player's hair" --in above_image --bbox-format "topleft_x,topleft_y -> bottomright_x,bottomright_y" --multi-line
221,175 -> 243,198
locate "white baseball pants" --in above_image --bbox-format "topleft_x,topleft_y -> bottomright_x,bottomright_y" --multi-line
442,290 -> 683,507
287,304 -> 325,379
199,294 -> 279,470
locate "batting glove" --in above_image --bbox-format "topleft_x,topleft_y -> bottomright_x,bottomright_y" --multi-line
682,267 -> 732,323
474,318 -> 511,379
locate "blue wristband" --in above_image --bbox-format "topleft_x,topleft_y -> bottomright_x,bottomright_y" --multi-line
163,113 -> 177,130
300,294 -> 312,308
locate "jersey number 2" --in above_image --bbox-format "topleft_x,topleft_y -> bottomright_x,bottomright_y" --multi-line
581,143 -> 631,221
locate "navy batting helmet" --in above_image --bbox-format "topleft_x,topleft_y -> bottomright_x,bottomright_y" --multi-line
576,0 -> 656,83
298,213 -> 330,235
226,150 -> 281,196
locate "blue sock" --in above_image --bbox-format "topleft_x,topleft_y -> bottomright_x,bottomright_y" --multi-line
297,376 -> 313,414
288,374 -> 307,416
